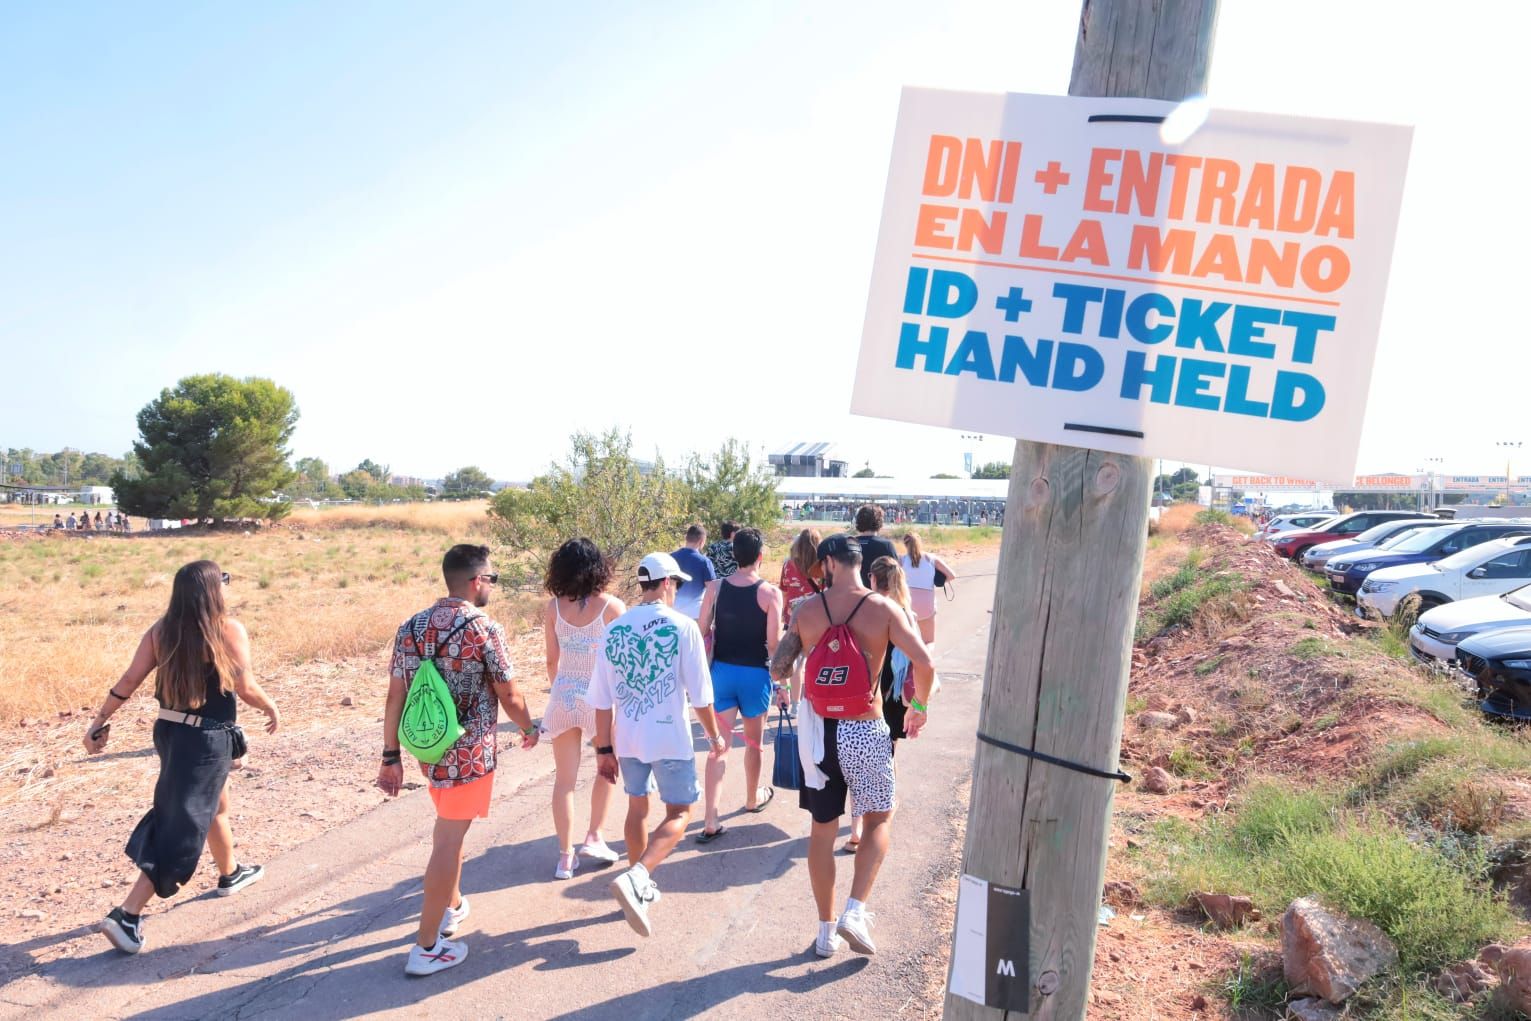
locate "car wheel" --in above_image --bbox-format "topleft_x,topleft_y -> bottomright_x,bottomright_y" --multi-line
1293,545 -> 1313,561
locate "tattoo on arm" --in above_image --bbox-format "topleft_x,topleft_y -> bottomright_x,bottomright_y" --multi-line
769,629 -> 802,681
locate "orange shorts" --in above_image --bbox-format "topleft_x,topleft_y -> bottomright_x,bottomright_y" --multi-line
428,773 -> 494,820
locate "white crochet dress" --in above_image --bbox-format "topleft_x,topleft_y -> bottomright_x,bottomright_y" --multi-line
539,602 -> 606,740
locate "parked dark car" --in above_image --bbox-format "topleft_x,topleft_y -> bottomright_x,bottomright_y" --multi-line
1457,625 -> 1531,719
1269,511 -> 1426,561
1323,520 -> 1531,596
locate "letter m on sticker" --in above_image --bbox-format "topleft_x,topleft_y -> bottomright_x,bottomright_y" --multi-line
996,959 -> 1016,977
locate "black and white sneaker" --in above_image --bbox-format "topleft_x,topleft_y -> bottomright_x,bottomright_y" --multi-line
217,863 -> 264,896
101,907 -> 144,954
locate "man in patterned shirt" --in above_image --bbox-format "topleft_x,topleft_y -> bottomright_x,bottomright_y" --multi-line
378,543 -> 539,977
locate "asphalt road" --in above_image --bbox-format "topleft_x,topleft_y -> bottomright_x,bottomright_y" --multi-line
2,561 -> 996,1021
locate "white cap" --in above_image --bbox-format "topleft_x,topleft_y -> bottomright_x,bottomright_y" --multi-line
637,551 -> 691,583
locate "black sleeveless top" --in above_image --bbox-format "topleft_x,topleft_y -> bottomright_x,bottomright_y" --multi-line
159,661 -> 237,724
713,579 -> 768,668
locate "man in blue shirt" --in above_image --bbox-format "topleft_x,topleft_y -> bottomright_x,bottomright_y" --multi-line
670,524 -> 716,622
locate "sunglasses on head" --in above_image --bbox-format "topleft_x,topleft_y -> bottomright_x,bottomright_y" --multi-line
221,572 -> 231,585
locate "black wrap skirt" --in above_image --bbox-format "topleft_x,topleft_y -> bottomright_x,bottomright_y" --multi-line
125,719 -> 233,898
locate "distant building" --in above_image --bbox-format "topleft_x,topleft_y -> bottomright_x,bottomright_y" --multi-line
389,474 -> 425,489
78,485 -> 114,505
769,442 -> 847,478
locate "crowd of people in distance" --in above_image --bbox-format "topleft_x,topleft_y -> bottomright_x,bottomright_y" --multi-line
79,504 -> 953,979
53,508 -> 131,532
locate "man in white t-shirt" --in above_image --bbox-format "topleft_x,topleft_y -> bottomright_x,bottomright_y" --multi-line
589,551 -> 728,939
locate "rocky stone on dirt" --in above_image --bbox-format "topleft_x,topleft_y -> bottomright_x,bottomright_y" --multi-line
1189,994 -> 1208,1011
1102,880 -> 1141,909
1433,958 -> 1497,1003
18,908 -> 46,920
1281,897 -> 1399,1003
1191,892 -> 1260,929
1142,766 -> 1177,794
1480,944 -> 1531,1015
1274,580 -> 1302,600
1138,710 -> 1180,730
1286,998 -> 1341,1021
340,696 -> 354,707
1175,706 -> 1198,726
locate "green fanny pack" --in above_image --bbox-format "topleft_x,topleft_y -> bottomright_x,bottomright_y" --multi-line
399,620 -> 470,764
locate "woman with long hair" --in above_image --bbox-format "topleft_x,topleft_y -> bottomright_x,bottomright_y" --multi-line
900,532 -> 957,645
540,538 -> 626,880
82,560 -> 280,954
776,528 -> 822,708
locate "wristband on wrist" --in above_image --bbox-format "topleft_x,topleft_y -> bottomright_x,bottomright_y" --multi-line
910,699 -> 928,713
595,745 -> 614,755
520,725 -> 538,736
381,750 -> 401,765
106,688 -> 129,701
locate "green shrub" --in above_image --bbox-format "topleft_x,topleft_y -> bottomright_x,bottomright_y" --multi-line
1143,781 -> 1514,973
1195,508 -> 1236,527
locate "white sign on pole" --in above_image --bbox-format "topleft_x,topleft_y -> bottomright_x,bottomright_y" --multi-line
851,89 -> 1412,483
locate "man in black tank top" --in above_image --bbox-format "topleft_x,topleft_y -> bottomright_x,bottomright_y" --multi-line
697,528 -> 785,842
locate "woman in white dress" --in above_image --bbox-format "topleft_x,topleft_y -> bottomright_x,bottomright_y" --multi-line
541,538 -> 626,879
900,532 -> 956,646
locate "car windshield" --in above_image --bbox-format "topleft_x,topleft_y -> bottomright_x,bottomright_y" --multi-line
1389,526 -> 1463,554
1352,521 -> 1424,544
1377,527 -> 1427,549
1436,542 -> 1509,572
1507,584 -> 1531,612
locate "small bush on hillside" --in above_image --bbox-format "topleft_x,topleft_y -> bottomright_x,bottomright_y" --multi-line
1142,781 -> 1514,973
1195,508 -> 1237,527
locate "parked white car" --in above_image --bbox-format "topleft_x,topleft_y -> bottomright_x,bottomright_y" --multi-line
1409,583 -> 1531,664
1255,513 -> 1334,542
1358,535 -> 1531,620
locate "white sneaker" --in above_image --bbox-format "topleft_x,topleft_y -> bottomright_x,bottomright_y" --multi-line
554,852 -> 578,881
439,896 -> 470,938
609,870 -> 661,937
836,907 -> 877,955
579,839 -> 620,865
405,937 -> 468,976
814,928 -> 844,958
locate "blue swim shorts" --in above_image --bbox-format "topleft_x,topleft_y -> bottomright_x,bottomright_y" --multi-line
710,661 -> 773,718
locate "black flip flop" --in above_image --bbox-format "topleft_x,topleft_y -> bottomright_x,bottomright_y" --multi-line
695,826 -> 727,844
745,786 -> 776,813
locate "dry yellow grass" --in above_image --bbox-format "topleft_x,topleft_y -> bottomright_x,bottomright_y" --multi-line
286,500 -> 492,536
0,510 -> 539,721
0,502 -> 1005,722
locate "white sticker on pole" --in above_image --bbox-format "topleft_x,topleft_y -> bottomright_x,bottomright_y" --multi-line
851,89 -> 1412,484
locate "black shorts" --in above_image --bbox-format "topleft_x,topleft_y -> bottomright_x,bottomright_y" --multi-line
798,717 -> 896,824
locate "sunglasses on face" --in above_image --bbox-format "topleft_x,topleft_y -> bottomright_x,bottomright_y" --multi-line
477,573 -> 500,585
221,572 -> 231,585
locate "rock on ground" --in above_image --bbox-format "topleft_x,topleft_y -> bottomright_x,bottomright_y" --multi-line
1481,944 -> 1531,1015
1191,892 -> 1259,929
1433,958 -> 1497,1003
1281,896 -> 1399,1004
1138,710 -> 1180,730
1142,765 -> 1177,794
1286,997 -> 1342,1021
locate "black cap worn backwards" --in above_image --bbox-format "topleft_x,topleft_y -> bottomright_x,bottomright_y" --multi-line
816,534 -> 862,561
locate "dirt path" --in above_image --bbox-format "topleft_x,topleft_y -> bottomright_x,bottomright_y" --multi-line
1,560 -> 998,1020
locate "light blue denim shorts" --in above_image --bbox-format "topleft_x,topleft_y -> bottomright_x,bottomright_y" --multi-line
619,755 -> 700,805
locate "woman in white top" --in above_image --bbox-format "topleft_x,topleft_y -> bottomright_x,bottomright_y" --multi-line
541,538 -> 626,880
900,532 -> 956,645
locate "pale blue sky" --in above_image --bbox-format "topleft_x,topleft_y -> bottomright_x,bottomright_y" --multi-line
3,2 -> 1527,482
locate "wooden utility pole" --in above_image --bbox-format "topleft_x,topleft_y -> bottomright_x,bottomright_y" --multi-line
945,2 -> 1218,1018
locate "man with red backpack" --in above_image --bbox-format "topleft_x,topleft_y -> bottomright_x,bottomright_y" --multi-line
770,534 -> 935,959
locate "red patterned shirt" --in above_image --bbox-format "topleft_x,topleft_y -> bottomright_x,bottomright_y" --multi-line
390,597 -> 515,789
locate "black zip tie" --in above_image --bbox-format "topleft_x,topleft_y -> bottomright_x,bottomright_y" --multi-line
977,731 -> 1132,783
